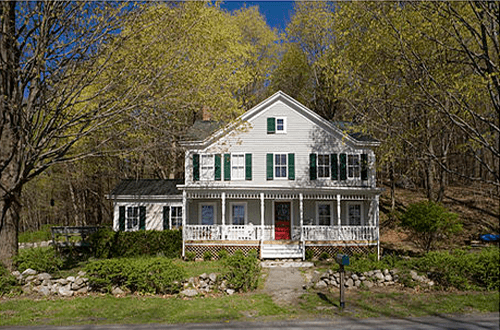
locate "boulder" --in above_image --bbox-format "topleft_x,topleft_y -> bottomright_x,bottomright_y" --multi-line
181,289 -> 198,297
384,274 -> 393,282
314,280 -> 328,289
112,286 -> 124,295
58,286 -> 74,297
345,278 -> 354,288
226,289 -> 235,295
209,273 -> 217,283
22,268 -> 37,276
37,273 -> 52,281
66,276 -> 76,283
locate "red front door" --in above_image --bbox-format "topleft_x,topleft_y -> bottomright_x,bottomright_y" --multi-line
274,202 -> 291,240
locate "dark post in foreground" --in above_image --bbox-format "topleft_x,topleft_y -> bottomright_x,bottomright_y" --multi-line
336,254 -> 350,309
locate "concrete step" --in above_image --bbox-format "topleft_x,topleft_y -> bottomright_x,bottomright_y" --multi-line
261,243 -> 303,259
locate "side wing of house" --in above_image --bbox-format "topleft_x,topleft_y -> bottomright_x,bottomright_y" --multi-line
108,179 -> 183,232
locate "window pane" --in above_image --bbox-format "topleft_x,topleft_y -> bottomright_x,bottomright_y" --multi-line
232,205 -> 245,225
348,205 -> 361,225
201,205 -> 214,225
277,118 -> 284,131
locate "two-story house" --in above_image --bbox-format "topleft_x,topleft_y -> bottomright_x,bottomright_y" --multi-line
109,91 -> 382,259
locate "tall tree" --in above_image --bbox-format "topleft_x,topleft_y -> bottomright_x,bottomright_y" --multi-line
0,1 -> 147,269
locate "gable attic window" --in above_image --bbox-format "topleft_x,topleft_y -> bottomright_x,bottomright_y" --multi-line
267,117 -> 286,134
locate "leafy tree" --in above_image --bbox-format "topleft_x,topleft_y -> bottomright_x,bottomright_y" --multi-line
400,201 -> 462,252
0,1 -> 147,269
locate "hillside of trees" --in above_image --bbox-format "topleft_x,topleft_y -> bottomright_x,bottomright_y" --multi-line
1,1 -> 498,268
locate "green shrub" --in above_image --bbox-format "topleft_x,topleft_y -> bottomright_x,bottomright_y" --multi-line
85,257 -> 186,294
18,225 -> 53,243
411,247 -> 499,290
203,251 -> 213,261
88,229 -> 182,259
319,251 -> 330,261
217,249 -> 228,260
305,249 -> 314,261
185,251 -> 196,261
0,264 -> 18,295
13,247 -> 63,273
223,250 -> 260,292
400,201 -> 461,252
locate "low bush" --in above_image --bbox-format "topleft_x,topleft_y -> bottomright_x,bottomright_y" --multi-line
88,228 -> 182,259
13,246 -> 64,273
85,257 -> 186,294
318,251 -> 330,261
305,249 -> 314,261
185,251 -> 196,261
223,250 -> 260,292
0,264 -> 18,295
217,249 -> 228,260
203,251 -> 213,261
411,247 -> 499,290
18,225 -> 53,243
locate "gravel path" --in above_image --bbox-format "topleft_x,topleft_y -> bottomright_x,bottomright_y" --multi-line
262,267 -> 307,305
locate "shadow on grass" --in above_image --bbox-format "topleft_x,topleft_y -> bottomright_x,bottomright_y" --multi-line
317,292 -> 339,307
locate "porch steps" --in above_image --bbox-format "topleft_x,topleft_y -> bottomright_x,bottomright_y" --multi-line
261,242 -> 304,259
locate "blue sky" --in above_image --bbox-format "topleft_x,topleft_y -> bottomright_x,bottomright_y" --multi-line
219,1 -> 295,31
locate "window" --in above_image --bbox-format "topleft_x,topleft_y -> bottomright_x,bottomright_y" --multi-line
276,117 -> 286,133
317,202 -> 333,226
200,203 -> 215,225
201,154 -> 214,180
348,154 -> 360,179
126,206 -> 139,230
231,154 -> 245,180
171,206 -> 182,228
275,154 -> 287,178
230,203 -> 247,225
318,155 -> 330,178
347,203 -> 362,226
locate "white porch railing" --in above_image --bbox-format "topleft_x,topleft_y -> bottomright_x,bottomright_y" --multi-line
184,225 -> 377,241
302,225 -> 377,241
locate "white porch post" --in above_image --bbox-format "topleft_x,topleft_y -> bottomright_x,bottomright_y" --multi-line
182,190 -> 187,258
260,193 -> 265,240
299,193 -> 304,241
221,192 -> 226,240
375,195 -> 380,260
336,194 -> 341,226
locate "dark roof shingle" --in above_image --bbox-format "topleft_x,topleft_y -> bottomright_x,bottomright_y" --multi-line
110,179 -> 183,196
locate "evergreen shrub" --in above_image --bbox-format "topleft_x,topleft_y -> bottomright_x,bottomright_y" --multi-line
88,228 -> 182,259
0,264 -> 18,295
13,246 -> 63,273
85,257 -> 186,294
223,250 -> 260,292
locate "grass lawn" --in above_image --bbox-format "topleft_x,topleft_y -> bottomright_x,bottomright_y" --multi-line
1,291 -> 498,326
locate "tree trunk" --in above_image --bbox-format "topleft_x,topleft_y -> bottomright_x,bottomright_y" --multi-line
0,190 -> 21,270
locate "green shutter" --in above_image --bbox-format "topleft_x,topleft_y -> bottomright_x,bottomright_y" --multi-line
139,206 -> 146,230
163,206 -> 170,230
193,154 -> 200,181
267,117 -> 276,134
361,153 -> 368,181
288,153 -> 295,180
119,206 -> 125,231
224,154 -> 231,181
309,153 -> 317,180
331,153 -> 338,180
214,154 -> 221,181
340,153 -> 347,180
266,153 -> 274,180
245,153 -> 252,180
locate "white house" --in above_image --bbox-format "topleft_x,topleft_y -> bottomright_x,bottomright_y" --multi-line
179,91 -> 382,259
109,91 -> 382,259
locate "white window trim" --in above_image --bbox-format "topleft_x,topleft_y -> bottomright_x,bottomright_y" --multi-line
229,202 -> 247,225
125,205 -> 140,232
200,154 -> 214,181
275,117 -> 287,134
316,201 -> 334,226
317,154 -> 331,179
346,202 -> 364,226
231,153 -> 245,181
273,153 -> 288,180
347,154 -> 361,180
199,202 -> 217,225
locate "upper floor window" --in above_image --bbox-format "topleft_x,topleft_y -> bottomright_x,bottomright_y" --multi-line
171,206 -> 182,228
276,117 -> 286,133
275,154 -> 287,178
231,154 -> 245,180
201,154 -> 214,180
318,155 -> 330,178
348,154 -> 360,179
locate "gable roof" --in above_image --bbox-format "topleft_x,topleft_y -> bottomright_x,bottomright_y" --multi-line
109,179 -> 183,197
181,91 -> 380,148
